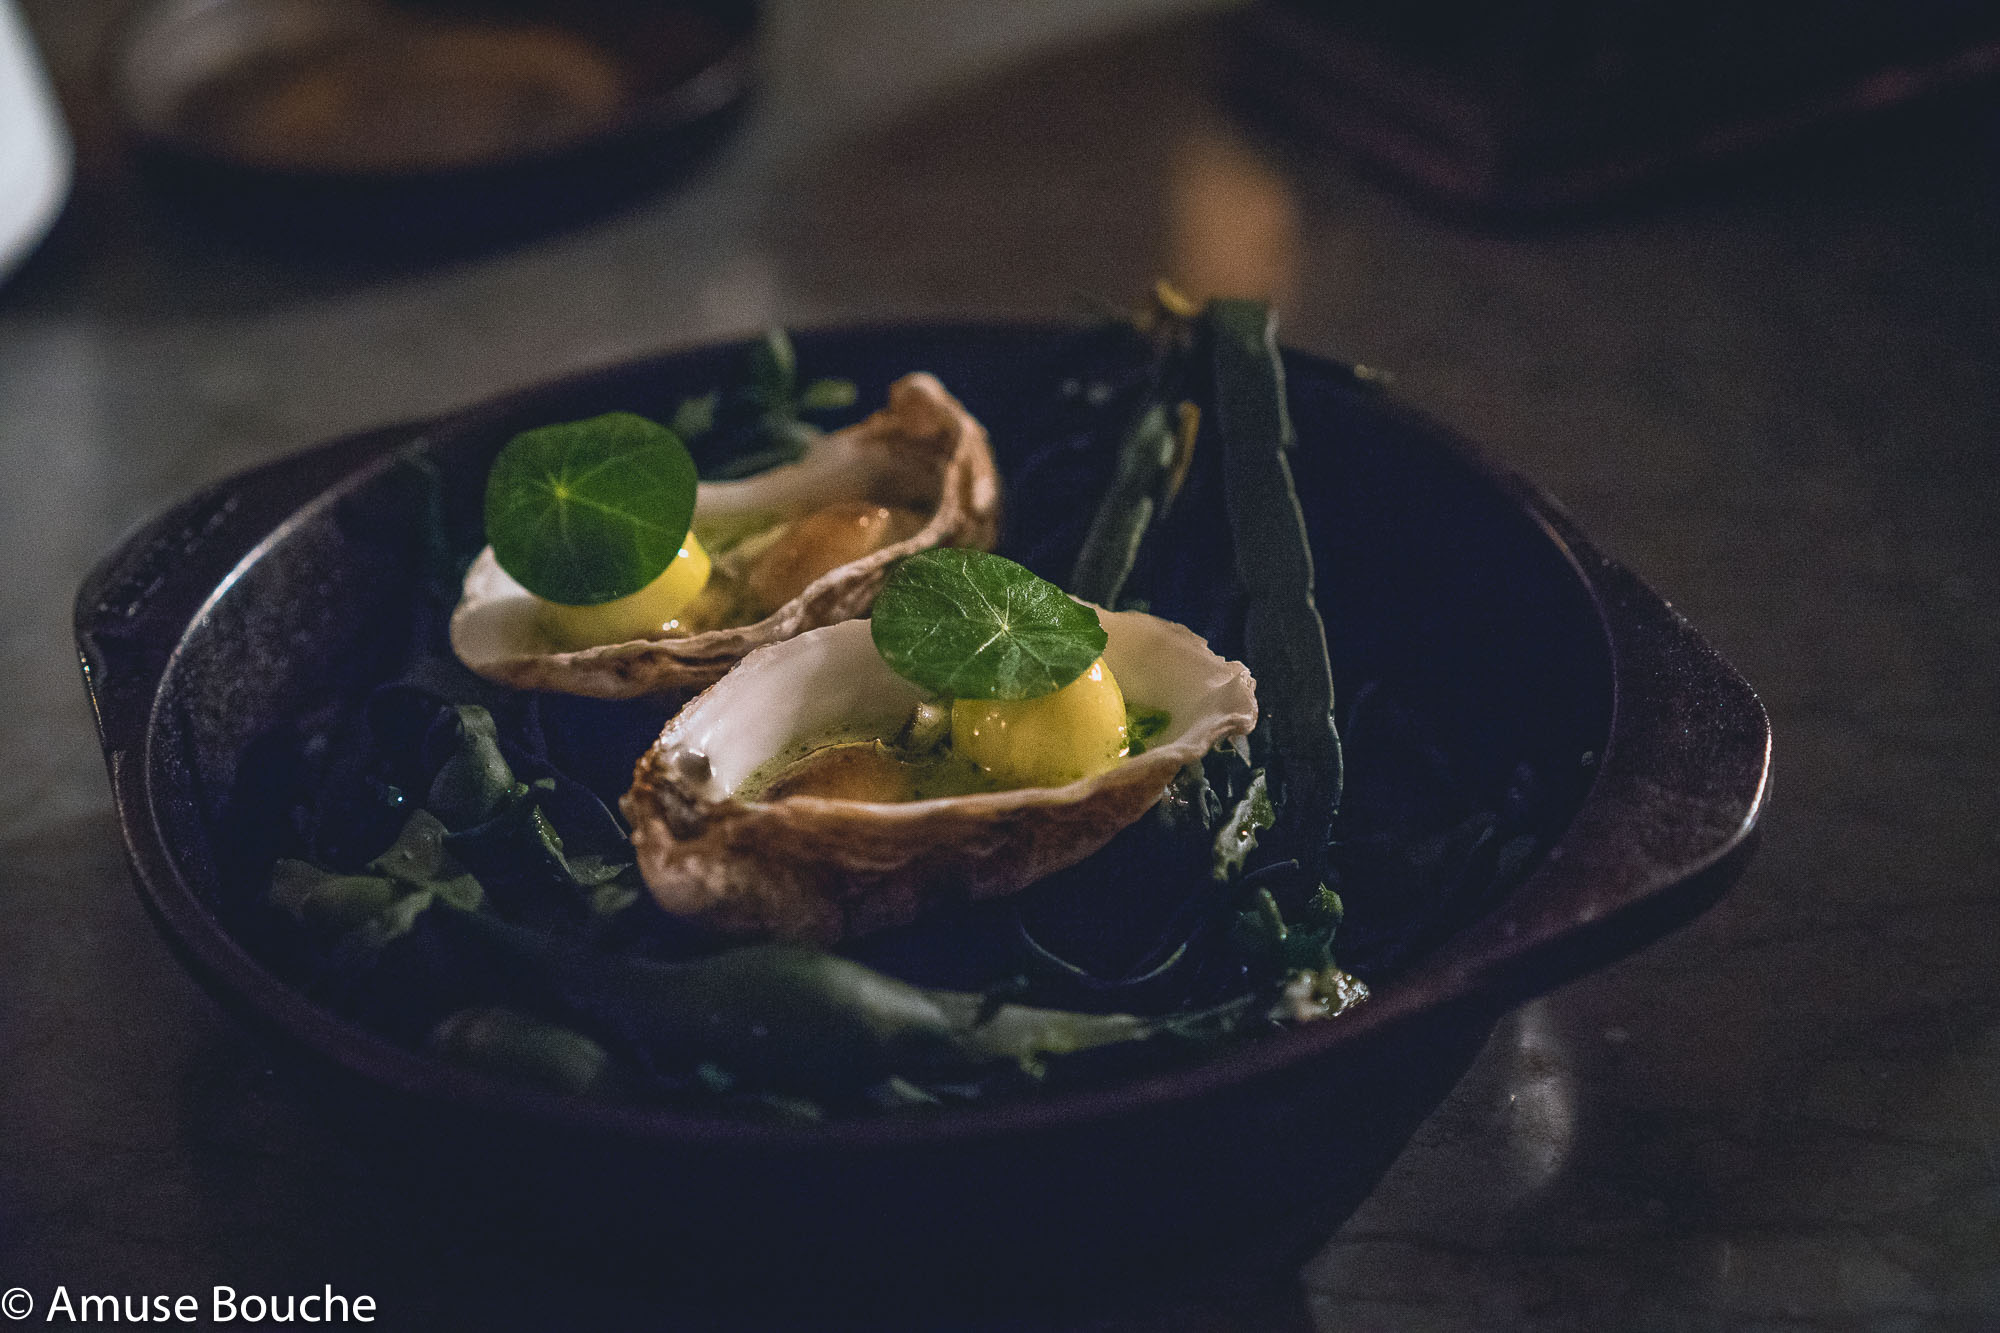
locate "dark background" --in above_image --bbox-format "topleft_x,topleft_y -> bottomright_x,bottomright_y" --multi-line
2,1 -> 1997,1327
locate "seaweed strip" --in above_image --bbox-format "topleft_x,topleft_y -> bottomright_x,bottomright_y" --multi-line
1204,299 -> 1344,884
1066,301 -> 1200,607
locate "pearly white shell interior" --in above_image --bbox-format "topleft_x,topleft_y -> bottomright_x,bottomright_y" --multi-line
451,548 -> 560,664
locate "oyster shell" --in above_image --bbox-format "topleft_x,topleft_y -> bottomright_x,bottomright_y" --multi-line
621,611 -> 1258,943
449,373 -> 1001,698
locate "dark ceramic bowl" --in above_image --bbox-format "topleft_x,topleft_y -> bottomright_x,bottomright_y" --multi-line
75,324 -> 1767,1303
107,0 -> 757,251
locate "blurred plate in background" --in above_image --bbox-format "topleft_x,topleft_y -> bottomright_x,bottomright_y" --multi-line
108,0 -> 757,251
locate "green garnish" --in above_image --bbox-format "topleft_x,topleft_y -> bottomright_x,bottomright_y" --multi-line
871,549 -> 1106,701
1125,704 -> 1171,754
484,412 -> 699,606
1068,285 -> 1205,608
673,329 -> 861,481
428,1008 -> 612,1097
1208,298 -> 1343,880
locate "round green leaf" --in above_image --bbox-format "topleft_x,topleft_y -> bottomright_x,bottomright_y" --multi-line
871,549 -> 1107,701
484,412 -> 699,606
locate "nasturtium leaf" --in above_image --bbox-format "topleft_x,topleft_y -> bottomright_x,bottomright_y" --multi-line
871,549 -> 1106,701
484,412 -> 698,606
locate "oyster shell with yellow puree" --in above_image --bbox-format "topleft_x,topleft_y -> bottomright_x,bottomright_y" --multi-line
450,373 -> 1000,698
620,611 -> 1257,943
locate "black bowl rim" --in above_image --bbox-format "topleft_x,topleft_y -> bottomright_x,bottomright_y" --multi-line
103,0 -> 760,187
76,318 -> 1771,1152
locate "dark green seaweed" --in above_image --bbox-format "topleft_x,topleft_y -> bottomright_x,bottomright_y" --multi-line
444,913 -> 1204,1099
1205,299 -> 1344,888
1067,296 -> 1200,608
427,1007 -> 614,1097
671,329 -> 861,481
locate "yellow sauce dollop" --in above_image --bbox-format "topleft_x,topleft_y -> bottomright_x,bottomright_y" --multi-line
951,658 -> 1130,788
538,531 -> 712,651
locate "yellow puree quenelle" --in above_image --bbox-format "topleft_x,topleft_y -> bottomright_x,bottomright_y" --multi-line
538,532 -> 714,651
950,657 -> 1129,787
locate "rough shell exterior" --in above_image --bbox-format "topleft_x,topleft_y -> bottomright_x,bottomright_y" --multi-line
621,613 -> 1259,944
449,373 -> 1001,698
